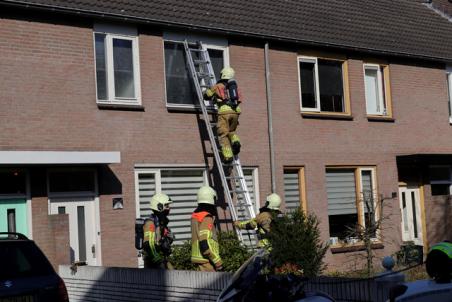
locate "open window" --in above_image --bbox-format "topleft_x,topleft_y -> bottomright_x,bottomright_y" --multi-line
164,38 -> 228,109
326,167 -> 379,246
298,56 -> 351,116
363,63 -> 392,118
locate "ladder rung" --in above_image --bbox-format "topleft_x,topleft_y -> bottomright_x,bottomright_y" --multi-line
190,48 -> 206,52
194,59 -> 209,65
223,162 -> 239,166
225,176 -> 244,180
197,73 -> 214,78
230,189 -> 247,194
200,84 -> 210,88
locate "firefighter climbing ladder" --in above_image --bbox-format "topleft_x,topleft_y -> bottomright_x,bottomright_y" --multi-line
184,40 -> 256,244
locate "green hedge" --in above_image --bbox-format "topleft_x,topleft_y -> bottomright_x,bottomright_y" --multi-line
169,231 -> 252,272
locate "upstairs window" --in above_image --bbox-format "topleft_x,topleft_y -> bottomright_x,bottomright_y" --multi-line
298,56 -> 351,115
363,64 -> 392,117
164,40 -> 227,109
94,26 -> 141,105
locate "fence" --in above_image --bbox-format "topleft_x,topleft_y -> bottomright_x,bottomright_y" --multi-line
304,275 -> 400,302
59,265 -> 232,302
59,265 -> 405,302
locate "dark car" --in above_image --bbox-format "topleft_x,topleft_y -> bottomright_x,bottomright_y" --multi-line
217,250 -> 335,302
0,232 -> 69,302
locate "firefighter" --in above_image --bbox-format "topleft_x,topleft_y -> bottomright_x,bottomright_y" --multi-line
204,67 -> 242,163
191,186 -> 223,272
142,193 -> 174,269
234,193 -> 282,248
426,241 -> 452,283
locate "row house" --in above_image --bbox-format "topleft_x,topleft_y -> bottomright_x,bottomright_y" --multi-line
1,0 -> 452,271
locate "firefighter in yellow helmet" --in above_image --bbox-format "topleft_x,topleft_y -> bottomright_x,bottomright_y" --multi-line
191,186 -> 223,272
234,193 -> 282,248
142,193 -> 174,269
204,67 -> 242,163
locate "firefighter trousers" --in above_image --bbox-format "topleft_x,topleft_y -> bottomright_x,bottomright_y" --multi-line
217,113 -> 240,160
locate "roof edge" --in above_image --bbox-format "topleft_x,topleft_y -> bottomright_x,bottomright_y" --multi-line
1,0 -> 451,63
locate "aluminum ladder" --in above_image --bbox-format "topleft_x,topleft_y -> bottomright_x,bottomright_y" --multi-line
183,40 -> 256,244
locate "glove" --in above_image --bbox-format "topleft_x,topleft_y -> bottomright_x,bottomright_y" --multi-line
233,221 -> 241,228
159,237 -> 172,256
215,260 -> 223,271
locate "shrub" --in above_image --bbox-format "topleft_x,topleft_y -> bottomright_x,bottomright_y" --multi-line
168,240 -> 197,270
218,231 -> 253,272
169,231 -> 252,272
267,208 -> 329,277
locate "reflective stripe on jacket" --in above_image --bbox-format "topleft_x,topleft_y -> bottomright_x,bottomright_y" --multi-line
236,211 -> 273,247
143,217 -> 163,264
191,211 -> 222,265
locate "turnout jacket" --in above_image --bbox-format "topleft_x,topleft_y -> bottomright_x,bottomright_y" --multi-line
191,211 -> 222,267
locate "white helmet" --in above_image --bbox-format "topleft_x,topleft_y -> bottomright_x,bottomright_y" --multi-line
197,186 -> 217,205
266,193 -> 281,210
220,67 -> 235,80
150,193 -> 172,212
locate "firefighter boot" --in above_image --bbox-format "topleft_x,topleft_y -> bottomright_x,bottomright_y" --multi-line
232,141 -> 241,155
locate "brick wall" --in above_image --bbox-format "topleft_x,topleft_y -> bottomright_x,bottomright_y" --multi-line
2,6 -> 452,270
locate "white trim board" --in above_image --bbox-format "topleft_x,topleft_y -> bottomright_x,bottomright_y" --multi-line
0,151 -> 120,164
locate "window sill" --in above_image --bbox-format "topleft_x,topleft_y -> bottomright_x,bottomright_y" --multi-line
330,242 -> 384,254
97,103 -> 145,111
367,115 -> 394,122
301,112 -> 353,120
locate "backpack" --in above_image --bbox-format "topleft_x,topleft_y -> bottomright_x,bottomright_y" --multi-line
225,79 -> 240,108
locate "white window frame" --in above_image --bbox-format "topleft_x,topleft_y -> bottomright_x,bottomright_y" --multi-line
134,166 -> 209,219
162,34 -> 230,110
93,26 -> 141,106
429,165 -> 452,195
447,67 -> 452,124
358,167 -> 379,229
363,64 -> 386,116
298,56 -> 321,112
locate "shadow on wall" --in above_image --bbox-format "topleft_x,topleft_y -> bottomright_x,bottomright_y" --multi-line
430,195 -> 452,243
59,265 -> 232,302
98,165 -> 123,196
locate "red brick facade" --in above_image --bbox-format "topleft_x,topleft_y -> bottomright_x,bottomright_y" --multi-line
1,7 -> 452,271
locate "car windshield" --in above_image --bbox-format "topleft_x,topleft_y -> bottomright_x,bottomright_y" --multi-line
0,241 -> 55,279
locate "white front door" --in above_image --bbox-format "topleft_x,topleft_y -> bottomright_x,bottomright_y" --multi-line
50,197 -> 98,265
399,187 -> 423,246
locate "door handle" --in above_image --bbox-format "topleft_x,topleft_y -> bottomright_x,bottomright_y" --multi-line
91,244 -> 96,258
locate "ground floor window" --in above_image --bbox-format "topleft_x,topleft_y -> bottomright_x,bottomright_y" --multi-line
283,167 -> 307,212
429,165 -> 452,196
326,167 -> 378,245
135,166 -> 259,245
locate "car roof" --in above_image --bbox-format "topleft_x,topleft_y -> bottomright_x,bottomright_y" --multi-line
0,232 -> 30,241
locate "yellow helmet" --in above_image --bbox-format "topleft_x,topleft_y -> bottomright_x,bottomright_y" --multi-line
197,186 -> 217,205
220,67 -> 235,80
266,193 -> 281,210
150,193 -> 172,212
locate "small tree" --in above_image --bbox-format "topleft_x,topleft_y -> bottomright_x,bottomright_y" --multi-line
346,190 -> 389,276
267,208 -> 329,277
